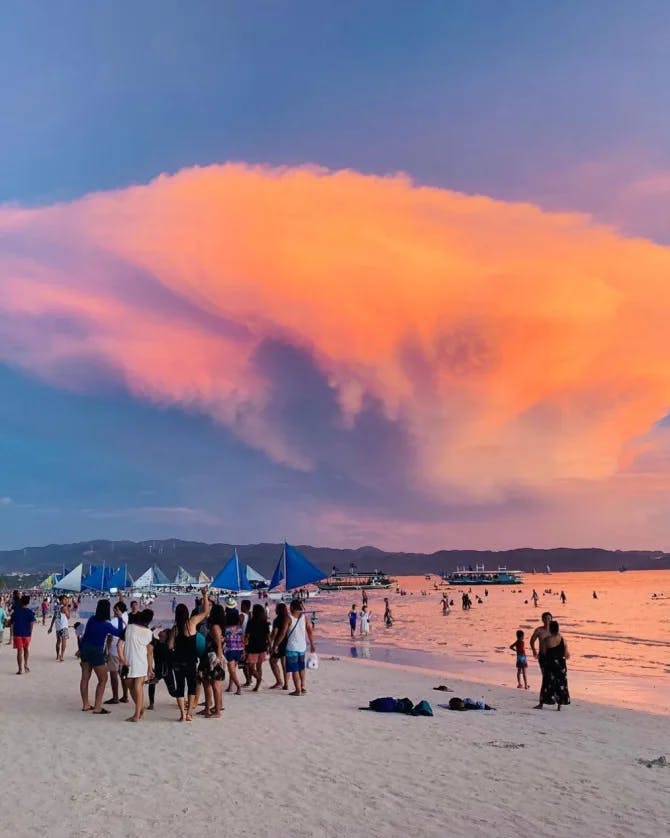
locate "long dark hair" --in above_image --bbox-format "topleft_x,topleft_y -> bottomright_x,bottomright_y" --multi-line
174,603 -> 190,635
275,602 -> 289,622
249,603 -> 266,626
225,608 -> 240,628
209,603 -> 226,630
94,599 -> 111,621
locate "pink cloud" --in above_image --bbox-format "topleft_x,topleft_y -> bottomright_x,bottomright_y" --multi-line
2,162 -> 670,544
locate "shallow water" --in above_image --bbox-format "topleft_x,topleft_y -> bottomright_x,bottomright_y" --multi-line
75,569 -> 670,713
310,570 -> 670,712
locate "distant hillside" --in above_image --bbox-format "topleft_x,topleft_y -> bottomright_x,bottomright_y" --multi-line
0,539 -> 668,579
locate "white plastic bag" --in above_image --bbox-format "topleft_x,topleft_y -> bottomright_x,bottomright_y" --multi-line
306,652 -> 319,670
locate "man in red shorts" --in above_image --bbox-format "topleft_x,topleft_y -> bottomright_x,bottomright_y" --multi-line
12,594 -> 36,674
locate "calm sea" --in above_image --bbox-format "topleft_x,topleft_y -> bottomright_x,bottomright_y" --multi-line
77,569 -> 670,713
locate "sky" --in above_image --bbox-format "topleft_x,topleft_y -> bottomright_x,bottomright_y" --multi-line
1,1 -> 670,551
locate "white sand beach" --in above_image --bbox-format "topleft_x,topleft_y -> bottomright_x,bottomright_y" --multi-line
1,624 -> 668,838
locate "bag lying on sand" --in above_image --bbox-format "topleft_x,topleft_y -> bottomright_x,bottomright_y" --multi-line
410,700 -> 433,716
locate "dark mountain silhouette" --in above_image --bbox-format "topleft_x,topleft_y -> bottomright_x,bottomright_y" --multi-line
0,539 -> 668,579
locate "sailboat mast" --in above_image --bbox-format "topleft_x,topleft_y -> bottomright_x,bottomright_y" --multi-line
283,543 -> 287,592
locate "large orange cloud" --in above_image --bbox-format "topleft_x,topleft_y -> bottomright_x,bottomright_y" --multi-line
2,163 -> 670,507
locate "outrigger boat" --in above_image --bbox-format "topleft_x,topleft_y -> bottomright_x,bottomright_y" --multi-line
442,565 -> 523,586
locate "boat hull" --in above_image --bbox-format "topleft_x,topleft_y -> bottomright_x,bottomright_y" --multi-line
444,574 -> 522,586
317,582 -> 393,591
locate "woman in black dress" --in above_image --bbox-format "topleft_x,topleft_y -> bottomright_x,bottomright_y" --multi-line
534,620 -> 570,710
168,587 -> 210,721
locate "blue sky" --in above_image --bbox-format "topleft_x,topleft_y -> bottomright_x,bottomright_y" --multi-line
1,2 -> 670,549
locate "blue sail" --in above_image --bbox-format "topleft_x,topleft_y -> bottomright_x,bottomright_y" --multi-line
211,551 -> 251,591
81,565 -> 104,591
105,565 -> 129,591
269,549 -> 285,590
269,543 -> 326,590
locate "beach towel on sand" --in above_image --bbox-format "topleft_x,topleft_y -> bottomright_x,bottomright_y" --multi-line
364,697 -> 414,713
360,698 -> 433,715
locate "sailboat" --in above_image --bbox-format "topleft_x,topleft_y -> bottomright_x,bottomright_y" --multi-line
268,542 -> 326,599
210,550 -> 251,593
54,563 -> 84,592
132,564 -> 171,590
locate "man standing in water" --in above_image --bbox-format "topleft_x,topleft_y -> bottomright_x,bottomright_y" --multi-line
530,612 -> 552,675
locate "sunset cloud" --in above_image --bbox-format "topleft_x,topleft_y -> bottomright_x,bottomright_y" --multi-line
2,163 -> 670,533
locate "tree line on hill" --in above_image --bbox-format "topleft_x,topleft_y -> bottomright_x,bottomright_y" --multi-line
0,538 -> 668,579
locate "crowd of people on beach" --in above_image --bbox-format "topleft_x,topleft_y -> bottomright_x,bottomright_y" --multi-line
2,577 -> 574,716
1,587 -> 317,722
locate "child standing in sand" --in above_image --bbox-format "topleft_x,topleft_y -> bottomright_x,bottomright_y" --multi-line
510,629 -> 529,689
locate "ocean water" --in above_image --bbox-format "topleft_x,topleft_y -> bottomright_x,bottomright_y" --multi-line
76,569 -> 670,713
309,570 -> 670,713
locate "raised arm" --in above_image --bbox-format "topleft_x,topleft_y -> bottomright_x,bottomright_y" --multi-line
188,588 -> 211,631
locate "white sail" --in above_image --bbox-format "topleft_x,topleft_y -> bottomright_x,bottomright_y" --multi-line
132,567 -> 154,589
56,563 -> 83,592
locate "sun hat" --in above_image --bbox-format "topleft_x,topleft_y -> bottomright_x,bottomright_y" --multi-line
224,596 -> 237,609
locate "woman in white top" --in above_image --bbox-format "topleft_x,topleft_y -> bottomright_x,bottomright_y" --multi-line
122,609 -> 154,723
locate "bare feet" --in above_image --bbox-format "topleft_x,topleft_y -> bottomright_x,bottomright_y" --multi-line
289,690 -> 302,696
125,716 -> 139,722
81,706 -> 94,711
92,708 -> 111,715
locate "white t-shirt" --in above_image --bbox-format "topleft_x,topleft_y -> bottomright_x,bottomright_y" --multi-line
124,624 -> 153,678
286,614 -> 307,654
360,612 -> 371,632
55,608 -> 69,632
108,612 -> 128,655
